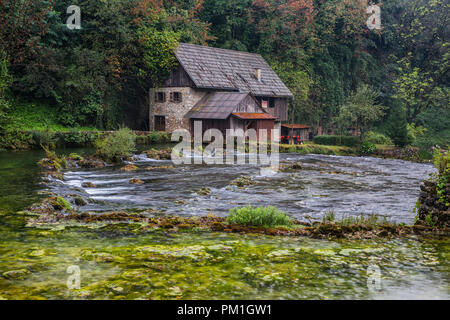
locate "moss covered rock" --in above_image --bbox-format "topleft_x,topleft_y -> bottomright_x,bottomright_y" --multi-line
3,269 -> 31,280
121,164 -> 138,172
50,197 -> 72,211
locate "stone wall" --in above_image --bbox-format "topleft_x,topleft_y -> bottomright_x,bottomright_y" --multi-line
374,146 -> 421,162
149,87 -> 206,133
416,180 -> 450,228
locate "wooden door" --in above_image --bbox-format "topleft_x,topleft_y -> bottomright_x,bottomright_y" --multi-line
155,116 -> 166,131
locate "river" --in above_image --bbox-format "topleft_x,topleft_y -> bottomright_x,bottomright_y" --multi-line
0,148 -> 448,299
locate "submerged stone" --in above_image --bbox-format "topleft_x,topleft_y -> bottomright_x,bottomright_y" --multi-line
77,158 -> 105,168
230,176 -> 254,188
73,196 -> 87,206
28,249 -> 46,257
121,164 -> 138,172
144,149 -> 172,160
129,178 -> 144,185
81,182 -> 96,188
3,269 -> 31,280
196,188 -> 211,196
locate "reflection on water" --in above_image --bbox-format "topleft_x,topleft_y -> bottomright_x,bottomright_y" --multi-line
0,148 -> 447,300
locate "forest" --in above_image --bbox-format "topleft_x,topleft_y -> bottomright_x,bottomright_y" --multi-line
0,0 -> 448,151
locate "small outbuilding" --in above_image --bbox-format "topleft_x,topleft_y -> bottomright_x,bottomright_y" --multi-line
281,124 -> 312,143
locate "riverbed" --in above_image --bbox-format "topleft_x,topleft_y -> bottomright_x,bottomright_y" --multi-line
0,148 -> 448,299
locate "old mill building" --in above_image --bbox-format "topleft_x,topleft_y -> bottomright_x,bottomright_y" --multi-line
149,43 -> 293,137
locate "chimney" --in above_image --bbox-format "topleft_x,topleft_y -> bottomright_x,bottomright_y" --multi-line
255,68 -> 261,82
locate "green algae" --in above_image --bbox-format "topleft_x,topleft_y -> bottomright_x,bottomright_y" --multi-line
0,214 -> 449,300
50,197 -> 72,211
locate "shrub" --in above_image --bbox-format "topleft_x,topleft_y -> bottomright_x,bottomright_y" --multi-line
146,131 -> 172,144
322,211 -> 335,222
227,206 -> 293,228
136,135 -> 148,145
386,100 -> 411,147
433,148 -> 449,175
363,131 -> 392,145
37,129 -> 57,149
432,148 -> 449,207
95,128 -> 136,162
159,131 -> 171,143
313,135 -> 359,147
0,130 -> 33,149
340,214 -> 388,228
407,123 -> 427,145
359,141 -> 376,155
58,131 -> 97,147
148,131 -> 160,144
39,146 -> 67,170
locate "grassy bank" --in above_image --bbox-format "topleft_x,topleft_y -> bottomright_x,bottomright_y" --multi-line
279,141 -> 436,163
279,142 -> 355,156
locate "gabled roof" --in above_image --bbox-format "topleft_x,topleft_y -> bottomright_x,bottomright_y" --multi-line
185,92 -> 270,120
175,43 -> 294,99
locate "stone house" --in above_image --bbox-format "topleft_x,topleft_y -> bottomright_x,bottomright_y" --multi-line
149,43 -> 293,136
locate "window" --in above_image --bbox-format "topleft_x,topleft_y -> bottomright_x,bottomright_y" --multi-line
170,92 -> 182,103
261,100 -> 268,108
154,115 -> 166,131
154,92 -> 166,103
269,98 -> 275,108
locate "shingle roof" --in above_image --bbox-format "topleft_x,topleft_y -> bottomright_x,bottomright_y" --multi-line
185,92 -> 249,119
175,43 -> 294,98
185,92 -> 273,120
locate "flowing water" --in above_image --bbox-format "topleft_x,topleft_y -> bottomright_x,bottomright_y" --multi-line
0,148 -> 448,299
51,150 -> 434,224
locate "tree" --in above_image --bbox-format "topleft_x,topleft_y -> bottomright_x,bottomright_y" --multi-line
338,84 -> 385,139
249,0 -> 316,60
270,60 -> 311,123
0,52 -> 12,132
393,0 -> 450,123
386,99 -> 410,147
0,0 -> 53,65
199,0 -> 254,51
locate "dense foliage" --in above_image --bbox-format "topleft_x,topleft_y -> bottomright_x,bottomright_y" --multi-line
0,0 -> 448,149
